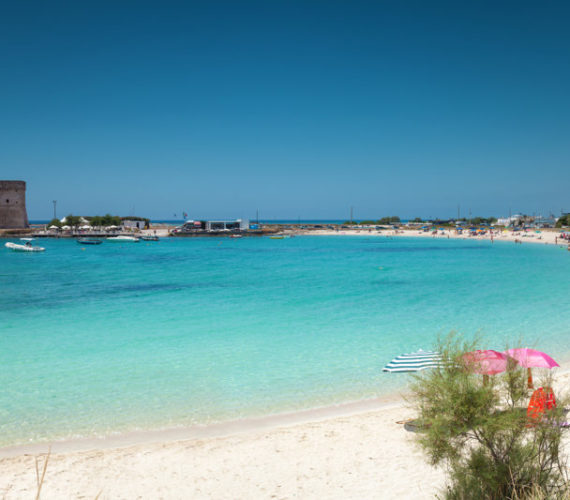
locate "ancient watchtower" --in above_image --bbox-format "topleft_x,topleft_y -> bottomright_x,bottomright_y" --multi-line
0,181 -> 29,229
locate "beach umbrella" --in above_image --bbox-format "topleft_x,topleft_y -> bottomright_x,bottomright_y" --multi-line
61,225 -> 71,230
48,225 -> 59,229
504,348 -> 560,389
383,350 -> 442,373
463,350 -> 509,384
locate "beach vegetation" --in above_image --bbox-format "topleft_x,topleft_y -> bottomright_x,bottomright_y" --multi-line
469,216 -> 497,225
411,217 -> 423,223
47,218 -> 62,228
34,447 -> 50,500
63,214 -> 83,227
455,216 -> 498,226
88,214 -> 122,227
410,335 -> 569,500
377,216 -> 400,224
555,214 -> 570,228
120,216 -> 150,223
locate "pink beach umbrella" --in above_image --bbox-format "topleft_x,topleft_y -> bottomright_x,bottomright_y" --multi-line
504,348 -> 560,389
463,350 -> 509,384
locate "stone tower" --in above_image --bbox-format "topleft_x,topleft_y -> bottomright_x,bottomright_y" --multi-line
0,181 -> 29,229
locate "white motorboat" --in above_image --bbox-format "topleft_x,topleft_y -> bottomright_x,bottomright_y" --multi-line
106,236 -> 140,242
5,242 -> 45,253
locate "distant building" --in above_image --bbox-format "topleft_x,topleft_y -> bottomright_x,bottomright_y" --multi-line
496,215 -> 522,226
531,215 -> 557,228
0,180 -> 29,229
122,219 -> 148,229
205,219 -> 249,231
179,219 -> 249,233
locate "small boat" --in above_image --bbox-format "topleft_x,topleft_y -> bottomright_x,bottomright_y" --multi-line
5,242 -> 45,253
230,234 -> 243,239
77,239 -> 103,245
140,235 -> 159,241
106,236 -> 140,242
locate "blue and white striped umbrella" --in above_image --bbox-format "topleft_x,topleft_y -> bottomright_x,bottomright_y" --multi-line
383,349 -> 442,373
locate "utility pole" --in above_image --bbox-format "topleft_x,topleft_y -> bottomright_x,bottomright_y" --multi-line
52,200 -> 57,220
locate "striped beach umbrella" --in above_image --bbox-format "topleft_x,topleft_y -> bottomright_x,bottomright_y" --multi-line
383,349 -> 442,373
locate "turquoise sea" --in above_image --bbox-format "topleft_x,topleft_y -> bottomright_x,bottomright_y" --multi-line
1,236 -> 569,447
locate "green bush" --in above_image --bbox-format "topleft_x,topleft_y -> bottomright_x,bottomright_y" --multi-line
555,215 -> 570,228
378,216 -> 400,224
47,218 -> 62,228
88,214 -> 122,227
63,214 -> 83,227
410,335 -> 569,499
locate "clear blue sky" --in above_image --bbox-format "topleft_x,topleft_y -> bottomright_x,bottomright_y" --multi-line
1,1 -> 569,220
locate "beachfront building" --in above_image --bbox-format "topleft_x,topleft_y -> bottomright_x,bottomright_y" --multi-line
179,219 -> 249,233
496,214 -> 523,226
206,219 -> 249,231
122,218 -> 149,229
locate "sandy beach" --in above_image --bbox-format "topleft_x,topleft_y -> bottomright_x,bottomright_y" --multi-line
2,368 -> 568,499
301,227 -> 569,247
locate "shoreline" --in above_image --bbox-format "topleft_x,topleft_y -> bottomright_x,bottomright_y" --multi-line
4,225 -> 569,247
2,361 -> 568,455
2,367 -> 569,499
2,363 -> 569,459
297,227 -> 570,247
0,391 -> 406,459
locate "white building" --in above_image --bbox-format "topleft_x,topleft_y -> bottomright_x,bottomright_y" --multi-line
205,219 -> 249,231
496,215 -> 523,226
122,219 -> 147,229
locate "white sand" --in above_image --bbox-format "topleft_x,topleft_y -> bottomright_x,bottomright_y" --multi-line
0,402 -> 443,499
304,227 -> 569,247
2,368 -> 569,499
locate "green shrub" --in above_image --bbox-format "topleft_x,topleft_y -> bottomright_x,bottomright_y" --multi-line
410,335 -> 569,499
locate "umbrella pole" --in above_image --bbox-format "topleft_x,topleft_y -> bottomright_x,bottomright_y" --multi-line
527,368 -> 534,389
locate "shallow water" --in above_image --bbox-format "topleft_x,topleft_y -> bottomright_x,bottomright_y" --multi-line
1,235 -> 569,446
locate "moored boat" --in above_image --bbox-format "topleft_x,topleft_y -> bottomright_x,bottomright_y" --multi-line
106,236 -> 140,242
140,235 -> 159,241
77,239 -> 103,245
5,242 -> 45,253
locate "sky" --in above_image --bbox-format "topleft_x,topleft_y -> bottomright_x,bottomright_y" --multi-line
1,1 -> 569,221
